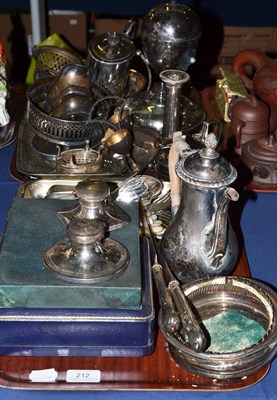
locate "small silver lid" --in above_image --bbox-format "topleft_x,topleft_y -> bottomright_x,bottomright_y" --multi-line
75,180 -> 110,202
88,32 -> 136,62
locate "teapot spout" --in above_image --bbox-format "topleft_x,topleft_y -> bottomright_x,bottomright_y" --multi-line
206,187 -> 239,268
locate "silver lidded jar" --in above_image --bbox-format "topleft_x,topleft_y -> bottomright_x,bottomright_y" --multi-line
86,32 -> 136,95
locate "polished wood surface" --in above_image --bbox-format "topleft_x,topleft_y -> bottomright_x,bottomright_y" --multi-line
0,345 -> 269,391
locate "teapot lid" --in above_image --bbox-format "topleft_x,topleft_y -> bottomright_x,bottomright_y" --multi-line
230,95 -> 269,122
88,32 -> 136,63
176,134 -> 237,188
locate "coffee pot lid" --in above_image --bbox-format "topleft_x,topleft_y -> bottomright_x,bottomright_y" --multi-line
176,134 -> 238,188
88,32 -> 136,62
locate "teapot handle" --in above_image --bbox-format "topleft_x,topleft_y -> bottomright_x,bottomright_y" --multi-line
136,50 -> 152,91
231,49 -> 269,92
123,17 -> 139,40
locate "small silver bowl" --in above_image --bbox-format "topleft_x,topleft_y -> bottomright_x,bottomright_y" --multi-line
159,276 -> 277,380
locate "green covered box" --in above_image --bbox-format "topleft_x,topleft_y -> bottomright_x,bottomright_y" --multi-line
0,198 -> 142,309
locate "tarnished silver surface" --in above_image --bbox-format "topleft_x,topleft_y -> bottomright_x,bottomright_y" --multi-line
161,130 -> 239,283
58,180 -> 130,231
86,27 -> 151,95
86,32 -> 136,96
105,128 -> 139,172
159,276 -> 277,380
16,176 -> 166,204
176,132 -> 238,188
44,219 -> 130,283
141,2 -> 201,74
15,120 -> 160,178
160,69 -> 190,141
55,140 -> 105,174
145,214 -> 207,353
126,86 -> 206,135
125,69 -> 147,97
27,71 -> 109,147
0,198 -> 141,308
16,178 -> 82,200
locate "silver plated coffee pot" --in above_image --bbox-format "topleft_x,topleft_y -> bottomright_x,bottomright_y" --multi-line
161,132 -> 239,283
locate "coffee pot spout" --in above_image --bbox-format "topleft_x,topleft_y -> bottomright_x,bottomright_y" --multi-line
205,187 -> 239,269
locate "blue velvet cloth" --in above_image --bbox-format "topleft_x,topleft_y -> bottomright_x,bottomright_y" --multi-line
0,142 -> 276,399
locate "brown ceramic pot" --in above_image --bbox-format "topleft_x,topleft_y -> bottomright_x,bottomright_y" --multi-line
228,94 -> 269,154
232,49 -> 277,108
232,49 -> 277,134
241,133 -> 277,187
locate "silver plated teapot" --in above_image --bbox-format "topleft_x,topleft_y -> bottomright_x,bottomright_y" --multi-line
161,132 -> 239,283
86,20 -> 150,96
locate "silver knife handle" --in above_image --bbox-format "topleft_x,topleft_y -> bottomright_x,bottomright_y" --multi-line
168,280 -> 207,352
152,264 -> 180,333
